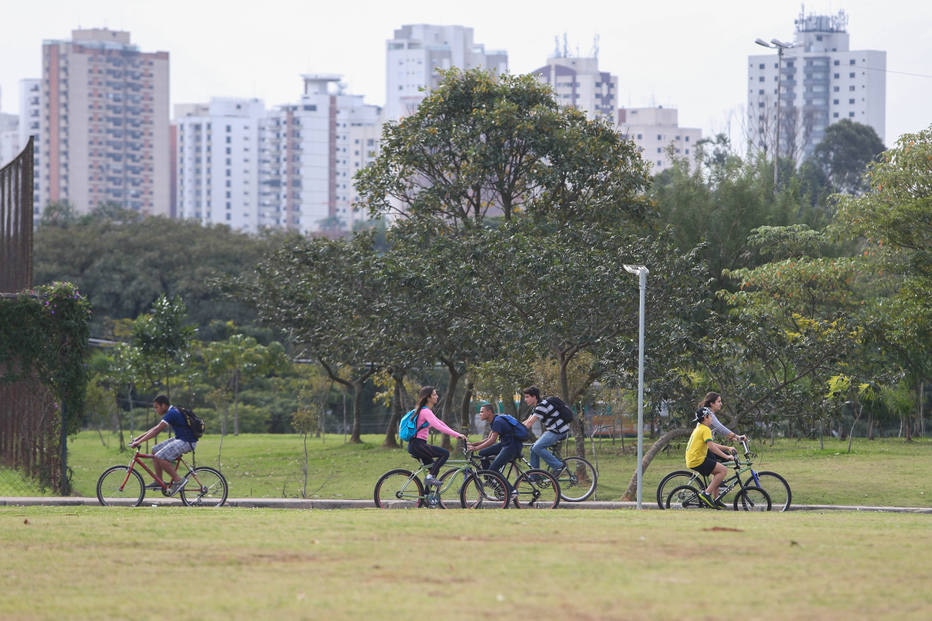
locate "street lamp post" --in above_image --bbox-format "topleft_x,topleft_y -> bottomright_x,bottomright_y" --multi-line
755,37 -> 794,191
623,264 -> 648,509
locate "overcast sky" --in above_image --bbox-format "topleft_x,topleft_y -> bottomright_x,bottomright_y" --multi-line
1,0 -> 929,148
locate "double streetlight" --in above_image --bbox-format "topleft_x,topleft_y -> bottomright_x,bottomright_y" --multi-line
755,37 -> 794,191
623,264 -> 648,509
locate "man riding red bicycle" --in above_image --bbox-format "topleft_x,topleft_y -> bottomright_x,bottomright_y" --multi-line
130,395 -> 198,496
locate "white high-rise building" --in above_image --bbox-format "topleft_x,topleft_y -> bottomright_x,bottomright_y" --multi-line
618,107 -> 702,174
748,9 -> 886,161
531,51 -> 619,122
263,75 -> 381,235
0,112 -> 18,168
385,24 -> 507,121
174,98 -> 266,232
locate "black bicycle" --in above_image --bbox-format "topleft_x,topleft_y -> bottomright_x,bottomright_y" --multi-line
663,446 -> 772,511
465,450 -> 561,509
656,439 -> 791,511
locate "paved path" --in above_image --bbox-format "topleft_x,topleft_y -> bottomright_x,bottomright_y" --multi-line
2,496 -> 930,512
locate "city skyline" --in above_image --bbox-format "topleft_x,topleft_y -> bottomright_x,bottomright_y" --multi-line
1,0 -> 929,150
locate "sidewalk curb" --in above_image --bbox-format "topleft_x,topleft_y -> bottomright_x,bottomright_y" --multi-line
2,497 -> 929,512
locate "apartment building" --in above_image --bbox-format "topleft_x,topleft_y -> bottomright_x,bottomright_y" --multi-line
175,98 -> 265,232
38,29 -> 170,217
531,52 -> 619,122
618,106 -> 702,174
748,9 -> 886,161
385,24 -> 508,122
262,75 -> 381,235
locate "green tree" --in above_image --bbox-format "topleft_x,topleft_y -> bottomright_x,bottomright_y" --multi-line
833,126 -> 932,438
198,330 -> 289,436
249,234 -> 385,443
808,119 -> 886,196
132,295 -> 194,397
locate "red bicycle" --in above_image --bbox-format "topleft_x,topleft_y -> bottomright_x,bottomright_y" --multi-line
96,447 -> 228,507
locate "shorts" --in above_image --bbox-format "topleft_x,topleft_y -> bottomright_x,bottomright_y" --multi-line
152,438 -> 195,462
691,453 -> 719,476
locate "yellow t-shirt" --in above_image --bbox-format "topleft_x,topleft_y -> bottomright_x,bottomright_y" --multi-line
685,423 -> 712,469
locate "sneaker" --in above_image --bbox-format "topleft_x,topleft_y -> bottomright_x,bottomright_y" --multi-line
714,497 -> 728,509
168,479 -> 187,496
510,489 -> 519,507
549,462 -> 566,477
424,474 -> 442,488
698,491 -> 720,509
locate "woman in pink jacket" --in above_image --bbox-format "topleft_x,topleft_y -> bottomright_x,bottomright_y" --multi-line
406,385 -> 466,487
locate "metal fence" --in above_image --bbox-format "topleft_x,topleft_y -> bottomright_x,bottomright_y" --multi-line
0,137 -> 64,496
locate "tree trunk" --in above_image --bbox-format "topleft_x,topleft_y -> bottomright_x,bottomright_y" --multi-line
620,427 -> 691,501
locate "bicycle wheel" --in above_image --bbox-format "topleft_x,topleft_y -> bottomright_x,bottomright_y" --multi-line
374,469 -> 423,509
439,467 -> 471,509
733,486 -> 772,511
656,470 -> 704,509
559,456 -> 597,502
459,469 -> 510,509
746,471 -> 792,512
664,484 -> 705,509
179,467 -> 228,507
96,465 -> 145,507
513,469 -> 560,509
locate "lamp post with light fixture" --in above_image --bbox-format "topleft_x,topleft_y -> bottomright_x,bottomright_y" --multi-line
623,264 -> 648,509
755,37 -> 794,191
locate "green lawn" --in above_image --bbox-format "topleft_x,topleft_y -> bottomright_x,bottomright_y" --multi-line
0,506 -> 929,620
45,431 -> 931,507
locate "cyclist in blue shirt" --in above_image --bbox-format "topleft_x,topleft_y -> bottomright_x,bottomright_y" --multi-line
129,395 -> 198,495
467,403 -> 526,473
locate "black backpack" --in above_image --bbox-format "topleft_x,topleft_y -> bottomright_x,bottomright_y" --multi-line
177,406 -> 206,439
545,396 -> 576,423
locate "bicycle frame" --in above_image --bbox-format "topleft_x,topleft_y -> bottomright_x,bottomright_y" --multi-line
120,449 -> 190,494
374,448 -> 510,509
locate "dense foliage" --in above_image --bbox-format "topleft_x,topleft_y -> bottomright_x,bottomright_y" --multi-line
27,73 -> 928,450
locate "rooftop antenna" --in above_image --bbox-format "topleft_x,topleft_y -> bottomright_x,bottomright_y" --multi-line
593,34 -> 600,59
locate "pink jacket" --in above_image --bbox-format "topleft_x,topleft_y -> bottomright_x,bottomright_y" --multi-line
415,407 -> 461,440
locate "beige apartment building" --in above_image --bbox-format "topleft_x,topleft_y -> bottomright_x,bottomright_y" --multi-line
39,28 -> 170,217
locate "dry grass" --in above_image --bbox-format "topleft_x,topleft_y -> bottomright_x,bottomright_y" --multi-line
1,506 -> 929,620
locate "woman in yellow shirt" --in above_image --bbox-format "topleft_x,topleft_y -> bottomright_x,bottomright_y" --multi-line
685,408 -> 737,508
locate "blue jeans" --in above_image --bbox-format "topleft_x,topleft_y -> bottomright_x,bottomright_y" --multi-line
479,442 -> 521,474
529,430 -> 567,470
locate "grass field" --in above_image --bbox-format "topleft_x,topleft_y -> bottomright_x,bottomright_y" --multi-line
2,433 -> 930,620
1,506 -> 929,620
51,431 -> 932,507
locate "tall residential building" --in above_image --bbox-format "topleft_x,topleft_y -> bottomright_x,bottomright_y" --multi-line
748,9 -> 886,161
531,49 -> 619,122
175,98 -> 265,232
262,75 -> 381,235
618,107 -> 702,174
38,28 -> 170,217
385,24 -> 508,121
0,112 -> 18,167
